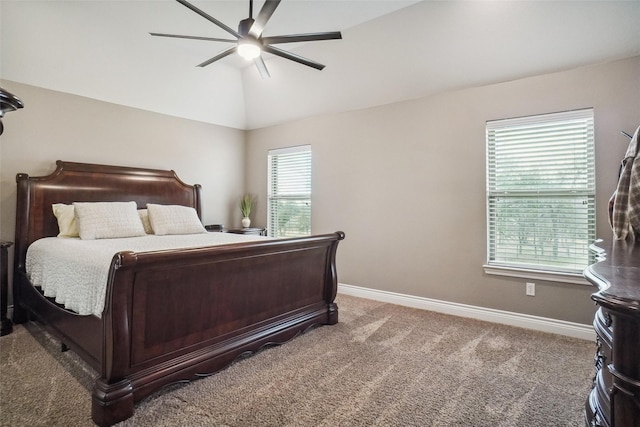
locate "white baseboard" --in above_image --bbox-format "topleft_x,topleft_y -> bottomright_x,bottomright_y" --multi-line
8,288 -> 594,341
338,283 -> 595,341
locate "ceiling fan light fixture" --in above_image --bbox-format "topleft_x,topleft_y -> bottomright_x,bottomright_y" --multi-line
151,0 -> 342,75
237,39 -> 261,60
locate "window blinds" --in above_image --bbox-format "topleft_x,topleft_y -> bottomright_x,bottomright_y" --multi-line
486,109 -> 596,274
268,145 -> 312,238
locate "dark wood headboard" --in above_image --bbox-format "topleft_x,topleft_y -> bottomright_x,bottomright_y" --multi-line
14,160 -> 202,270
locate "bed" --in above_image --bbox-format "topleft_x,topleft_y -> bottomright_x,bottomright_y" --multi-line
12,160 -> 344,426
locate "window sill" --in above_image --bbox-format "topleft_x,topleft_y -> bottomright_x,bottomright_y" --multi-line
483,264 -> 590,286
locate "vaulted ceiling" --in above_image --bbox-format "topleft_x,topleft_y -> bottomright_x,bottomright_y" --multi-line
2,1 -> 639,130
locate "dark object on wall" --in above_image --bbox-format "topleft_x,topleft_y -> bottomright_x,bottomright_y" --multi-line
0,88 -> 24,136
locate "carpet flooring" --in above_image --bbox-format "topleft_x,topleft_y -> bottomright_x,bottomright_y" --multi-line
0,294 -> 595,426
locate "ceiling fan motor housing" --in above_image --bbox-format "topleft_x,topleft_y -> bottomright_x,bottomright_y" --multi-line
238,18 -> 255,38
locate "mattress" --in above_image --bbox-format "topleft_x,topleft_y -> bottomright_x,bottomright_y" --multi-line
26,232 -> 269,317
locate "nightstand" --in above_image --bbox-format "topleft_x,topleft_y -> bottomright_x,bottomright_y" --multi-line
226,228 -> 267,236
1,241 -> 13,336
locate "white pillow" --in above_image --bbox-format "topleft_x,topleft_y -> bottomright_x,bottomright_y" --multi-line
138,209 -> 153,234
147,203 -> 206,235
73,201 -> 147,240
52,204 -> 79,238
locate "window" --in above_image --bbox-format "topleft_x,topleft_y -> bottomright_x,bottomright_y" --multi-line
268,145 -> 312,238
485,109 -> 595,278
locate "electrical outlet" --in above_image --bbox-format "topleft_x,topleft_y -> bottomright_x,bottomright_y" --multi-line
526,282 -> 535,296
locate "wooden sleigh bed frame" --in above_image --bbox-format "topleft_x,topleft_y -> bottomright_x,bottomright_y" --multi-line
13,160 -> 344,426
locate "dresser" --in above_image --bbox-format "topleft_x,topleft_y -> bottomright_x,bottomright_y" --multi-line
584,239 -> 640,427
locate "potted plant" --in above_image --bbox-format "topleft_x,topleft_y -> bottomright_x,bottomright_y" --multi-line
240,194 -> 254,228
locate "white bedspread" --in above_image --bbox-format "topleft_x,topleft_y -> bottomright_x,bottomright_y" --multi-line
26,233 -> 269,317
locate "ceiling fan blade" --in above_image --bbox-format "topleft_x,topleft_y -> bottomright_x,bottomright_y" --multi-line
197,46 -> 237,67
248,0 -> 281,38
255,56 -> 271,79
150,32 -> 236,43
262,45 -> 325,70
262,32 -> 342,45
175,0 -> 240,38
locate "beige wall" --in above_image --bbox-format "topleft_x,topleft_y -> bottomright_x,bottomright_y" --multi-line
0,81 -> 247,245
1,57 -> 638,325
246,56 -> 640,325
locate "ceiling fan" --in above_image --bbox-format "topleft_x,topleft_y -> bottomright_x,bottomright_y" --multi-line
151,0 -> 342,79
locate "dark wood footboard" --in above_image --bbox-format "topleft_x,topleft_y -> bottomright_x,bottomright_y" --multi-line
93,232 -> 344,426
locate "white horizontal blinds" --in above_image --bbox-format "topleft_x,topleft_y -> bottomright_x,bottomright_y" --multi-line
268,145 -> 312,238
486,109 -> 595,274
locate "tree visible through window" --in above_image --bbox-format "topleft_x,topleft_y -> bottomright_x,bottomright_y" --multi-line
486,109 -> 596,274
268,145 -> 311,238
